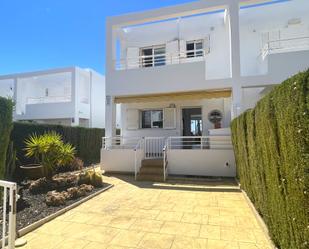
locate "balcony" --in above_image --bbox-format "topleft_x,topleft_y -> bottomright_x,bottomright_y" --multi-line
261,35 -> 309,59
26,95 -> 71,105
115,47 -> 208,70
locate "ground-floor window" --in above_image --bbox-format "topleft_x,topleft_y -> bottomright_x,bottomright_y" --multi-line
141,110 -> 163,128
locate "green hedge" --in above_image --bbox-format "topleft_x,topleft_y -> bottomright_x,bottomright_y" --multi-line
231,69 -> 309,249
11,123 -> 105,165
0,97 -> 14,180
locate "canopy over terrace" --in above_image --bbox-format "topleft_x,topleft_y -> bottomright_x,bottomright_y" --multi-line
114,89 -> 231,104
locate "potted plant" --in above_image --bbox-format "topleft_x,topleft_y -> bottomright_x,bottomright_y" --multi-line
208,110 -> 223,129
22,132 -> 75,179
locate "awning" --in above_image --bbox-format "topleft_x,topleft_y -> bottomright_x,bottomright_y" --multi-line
114,89 -> 231,104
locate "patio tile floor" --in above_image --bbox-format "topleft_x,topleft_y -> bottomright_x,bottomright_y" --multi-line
17,175 -> 273,249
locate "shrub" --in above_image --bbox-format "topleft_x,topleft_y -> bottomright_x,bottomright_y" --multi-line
0,97 -> 13,180
24,132 -> 75,178
11,123 -> 106,165
57,157 -> 84,173
231,69 -> 309,249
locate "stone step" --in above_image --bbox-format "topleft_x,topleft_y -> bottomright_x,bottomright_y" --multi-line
142,159 -> 163,167
139,165 -> 164,175
136,173 -> 164,182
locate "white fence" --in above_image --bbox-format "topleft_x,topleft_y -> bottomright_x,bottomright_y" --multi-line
0,180 -> 18,249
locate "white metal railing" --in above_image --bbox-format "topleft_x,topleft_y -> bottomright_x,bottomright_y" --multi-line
144,137 -> 166,159
115,48 -> 208,70
102,136 -> 142,150
163,141 -> 168,182
0,180 -> 18,249
134,139 -> 144,180
27,95 -> 71,104
168,136 -> 233,150
261,36 -> 309,59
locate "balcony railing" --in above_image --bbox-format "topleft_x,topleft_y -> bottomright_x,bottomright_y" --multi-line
26,96 -> 71,104
261,36 -> 309,59
115,48 -> 208,70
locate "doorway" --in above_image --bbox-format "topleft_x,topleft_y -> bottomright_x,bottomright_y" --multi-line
182,107 -> 202,136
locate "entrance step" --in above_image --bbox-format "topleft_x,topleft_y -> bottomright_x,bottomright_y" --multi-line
141,159 -> 163,167
136,174 -> 164,182
137,159 -> 164,182
139,165 -> 164,175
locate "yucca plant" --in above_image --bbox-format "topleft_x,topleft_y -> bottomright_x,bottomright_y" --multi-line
24,132 -> 76,178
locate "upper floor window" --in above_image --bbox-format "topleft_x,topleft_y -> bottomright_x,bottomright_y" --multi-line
186,40 -> 204,58
141,110 -> 163,128
141,45 -> 166,68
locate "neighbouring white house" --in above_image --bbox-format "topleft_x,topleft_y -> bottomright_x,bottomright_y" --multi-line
101,0 -> 309,179
0,67 -> 107,128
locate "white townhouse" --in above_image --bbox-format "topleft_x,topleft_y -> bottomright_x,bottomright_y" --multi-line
0,67 -> 106,128
101,0 -> 309,180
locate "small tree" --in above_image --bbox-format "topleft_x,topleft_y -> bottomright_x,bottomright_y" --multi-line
24,132 -> 75,178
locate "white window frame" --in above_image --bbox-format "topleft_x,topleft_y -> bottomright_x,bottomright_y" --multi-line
140,109 -> 163,129
186,40 -> 204,58
140,45 -> 166,68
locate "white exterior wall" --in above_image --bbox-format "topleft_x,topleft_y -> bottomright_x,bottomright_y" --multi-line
168,149 -> 236,177
101,149 -> 143,173
89,70 -> 106,128
121,98 -> 231,138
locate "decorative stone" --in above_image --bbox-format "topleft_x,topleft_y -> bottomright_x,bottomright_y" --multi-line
45,191 -> 66,206
79,184 -> 94,192
29,177 -> 49,194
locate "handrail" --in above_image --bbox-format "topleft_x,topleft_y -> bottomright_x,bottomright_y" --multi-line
260,36 -> 309,59
134,138 -> 144,180
102,136 -> 142,149
115,48 -> 208,70
163,143 -> 168,182
168,136 -> 232,150
27,95 -> 71,104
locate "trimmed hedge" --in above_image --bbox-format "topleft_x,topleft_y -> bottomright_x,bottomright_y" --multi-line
0,97 -> 14,180
231,69 -> 309,249
11,123 -> 105,165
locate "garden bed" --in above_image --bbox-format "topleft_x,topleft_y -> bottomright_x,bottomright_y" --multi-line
0,182 -> 111,237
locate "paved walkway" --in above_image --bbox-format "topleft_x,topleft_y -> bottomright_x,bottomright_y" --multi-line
19,175 -> 273,249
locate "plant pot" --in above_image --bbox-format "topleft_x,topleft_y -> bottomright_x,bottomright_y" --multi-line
20,164 -> 44,180
214,122 -> 221,129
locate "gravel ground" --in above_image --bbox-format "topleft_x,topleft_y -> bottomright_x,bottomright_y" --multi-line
0,183 -> 109,237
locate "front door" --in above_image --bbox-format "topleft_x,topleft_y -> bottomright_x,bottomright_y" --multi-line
182,108 -> 202,149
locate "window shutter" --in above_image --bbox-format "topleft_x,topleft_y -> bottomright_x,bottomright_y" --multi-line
166,40 -> 179,64
163,107 -> 176,129
204,35 -> 210,54
126,47 -> 140,69
126,109 -> 139,130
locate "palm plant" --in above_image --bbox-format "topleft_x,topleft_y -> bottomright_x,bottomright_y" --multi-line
24,132 -> 76,178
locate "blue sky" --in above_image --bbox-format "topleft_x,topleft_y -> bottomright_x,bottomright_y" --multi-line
0,0 -> 196,76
